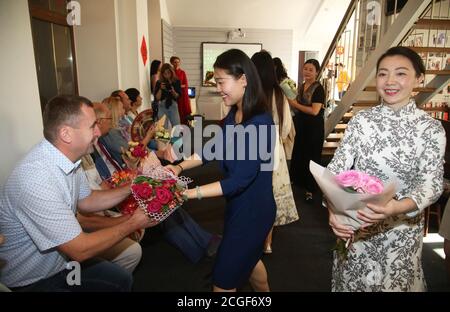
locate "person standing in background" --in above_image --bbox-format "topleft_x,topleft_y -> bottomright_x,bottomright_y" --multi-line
251,51 -> 298,255
336,63 -> 350,99
150,60 -> 162,120
154,63 -> 181,128
170,56 -> 192,124
287,59 -> 325,201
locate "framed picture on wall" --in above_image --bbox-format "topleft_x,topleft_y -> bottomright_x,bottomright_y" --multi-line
414,33 -> 424,47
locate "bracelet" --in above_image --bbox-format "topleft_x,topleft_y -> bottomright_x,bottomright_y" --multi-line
196,186 -> 202,200
177,164 -> 184,172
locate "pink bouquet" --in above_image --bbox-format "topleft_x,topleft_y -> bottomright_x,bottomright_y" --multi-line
309,161 -> 398,261
333,170 -> 385,259
335,170 -> 384,195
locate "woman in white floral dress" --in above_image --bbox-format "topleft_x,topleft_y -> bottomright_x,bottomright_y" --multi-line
252,51 -> 299,254
327,47 -> 446,291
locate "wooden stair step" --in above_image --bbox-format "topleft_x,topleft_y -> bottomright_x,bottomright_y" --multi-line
364,86 -> 436,92
426,70 -> 450,75
414,19 -> 450,30
342,112 -> 353,122
334,124 -> 347,132
410,47 -> 450,53
322,141 -> 340,156
326,133 -> 344,142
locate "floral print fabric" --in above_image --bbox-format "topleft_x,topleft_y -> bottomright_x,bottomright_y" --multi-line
327,100 -> 446,291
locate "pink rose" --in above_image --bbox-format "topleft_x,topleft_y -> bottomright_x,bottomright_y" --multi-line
132,183 -> 153,199
335,170 -> 362,188
147,199 -> 162,213
155,187 -> 173,204
361,177 -> 384,194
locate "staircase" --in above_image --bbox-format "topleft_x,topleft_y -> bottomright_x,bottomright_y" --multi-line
321,0 -> 450,158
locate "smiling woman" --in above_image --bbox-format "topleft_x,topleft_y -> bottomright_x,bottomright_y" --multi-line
326,46 -> 446,292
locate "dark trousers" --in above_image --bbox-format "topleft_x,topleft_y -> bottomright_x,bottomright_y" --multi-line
11,258 -> 132,292
160,208 -> 212,263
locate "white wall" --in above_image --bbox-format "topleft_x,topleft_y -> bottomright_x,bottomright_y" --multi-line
136,0 -> 151,110
148,0 -> 163,62
159,0 -> 171,24
75,0 -> 151,106
116,0 -> 139,91
0,0 -> 43,184
172,27 -> 293,89
168,26 -> 292,120
74,0 -> 119,102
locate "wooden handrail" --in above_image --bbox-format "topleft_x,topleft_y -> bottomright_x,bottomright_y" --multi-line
319,0 -> 358,77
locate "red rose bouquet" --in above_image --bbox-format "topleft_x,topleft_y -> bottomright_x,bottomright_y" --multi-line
131,165 -> 192,223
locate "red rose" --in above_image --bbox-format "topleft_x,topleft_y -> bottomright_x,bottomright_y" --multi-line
131,144 -> 148,158
147,199 -> 162,213
162,179 -> 177,188
132,183 -> 153,199
155,187 -> 173,204
120,195 -> 138,215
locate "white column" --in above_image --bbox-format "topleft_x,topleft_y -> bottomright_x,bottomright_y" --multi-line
75,0 -> 120,102
0,0 -> 42,184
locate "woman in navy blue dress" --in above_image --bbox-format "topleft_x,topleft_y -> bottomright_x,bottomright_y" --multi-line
167,49 -> 276,292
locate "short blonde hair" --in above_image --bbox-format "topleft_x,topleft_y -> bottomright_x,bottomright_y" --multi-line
103,96 -> 123,129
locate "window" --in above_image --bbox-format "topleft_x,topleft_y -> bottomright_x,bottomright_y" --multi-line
28,0 -> 78,113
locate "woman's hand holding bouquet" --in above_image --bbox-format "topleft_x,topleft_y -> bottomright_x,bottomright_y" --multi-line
310,162 -> 397,261
331,170 -> 386,259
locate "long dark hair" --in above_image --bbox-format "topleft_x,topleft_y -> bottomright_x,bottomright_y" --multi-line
150,60 -> 161,93
150,60 -> 161,76
273,57 -> 288,83
252,51 -> 284,132
214,49 -> 268,123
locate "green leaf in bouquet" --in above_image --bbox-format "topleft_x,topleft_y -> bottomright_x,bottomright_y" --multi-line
134,176 -> 151,184
342,186 -> 358,194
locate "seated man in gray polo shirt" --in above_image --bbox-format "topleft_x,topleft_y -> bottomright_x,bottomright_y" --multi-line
0,95 -> 156,291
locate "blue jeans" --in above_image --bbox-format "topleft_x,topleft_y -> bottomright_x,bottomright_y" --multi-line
160,208 -> 212,263
158,100 -> 180,128
11,259 -> 132,292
